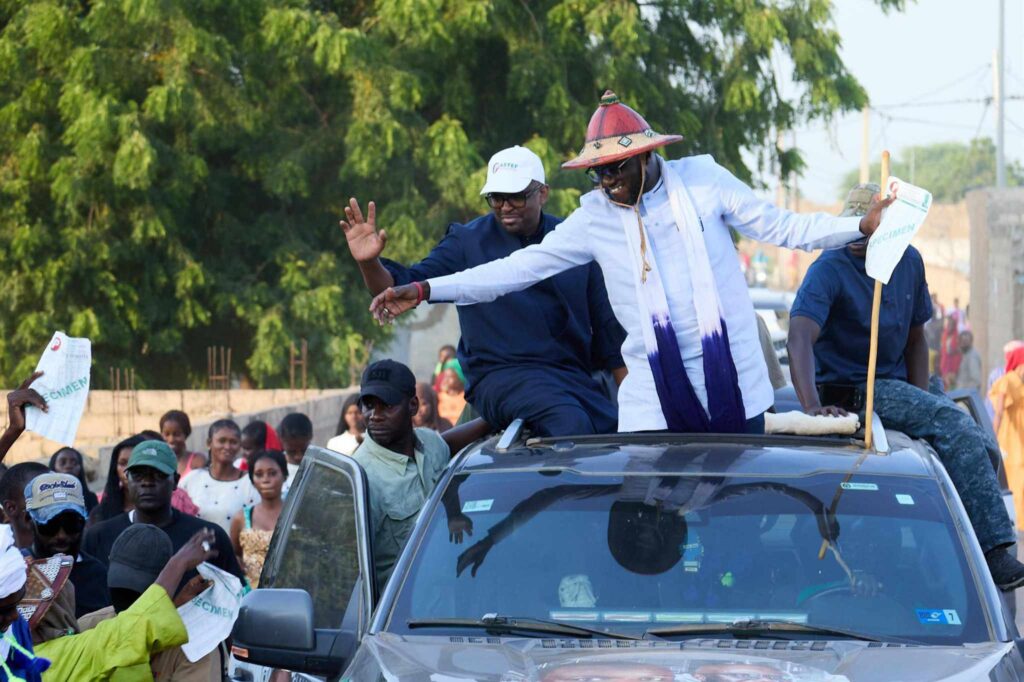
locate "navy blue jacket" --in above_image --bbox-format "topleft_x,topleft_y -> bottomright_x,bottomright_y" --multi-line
791,245 -> 933,385
382,212 -> 626,400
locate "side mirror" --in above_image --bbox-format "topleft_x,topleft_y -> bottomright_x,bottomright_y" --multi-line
231,589 -> 351,676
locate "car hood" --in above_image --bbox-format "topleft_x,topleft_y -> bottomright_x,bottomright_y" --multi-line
343,635 -> 1015,681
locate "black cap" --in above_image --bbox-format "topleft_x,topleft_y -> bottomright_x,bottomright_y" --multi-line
107,523 -> 174,594
359,359 -> 416,406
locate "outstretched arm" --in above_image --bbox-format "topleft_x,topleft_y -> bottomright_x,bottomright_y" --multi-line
0,372 -> 47,463
716,161 -> 893,249
369,210 -> 594,323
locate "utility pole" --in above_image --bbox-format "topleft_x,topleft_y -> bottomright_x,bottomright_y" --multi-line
791,129 -> 799,212
996,1 -> 1007,188
860,106 -> 870,184
776,129 -> 785,207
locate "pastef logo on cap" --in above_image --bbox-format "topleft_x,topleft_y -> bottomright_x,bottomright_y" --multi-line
491,161 -> 519,173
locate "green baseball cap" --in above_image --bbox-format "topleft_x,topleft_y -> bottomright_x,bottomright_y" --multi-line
126,440 -> 177,476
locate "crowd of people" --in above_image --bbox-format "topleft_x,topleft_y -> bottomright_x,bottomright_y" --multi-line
0,340 -> 473,678
0,90 -> 1022,678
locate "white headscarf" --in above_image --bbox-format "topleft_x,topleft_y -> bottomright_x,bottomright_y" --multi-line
0,526 -> 26,600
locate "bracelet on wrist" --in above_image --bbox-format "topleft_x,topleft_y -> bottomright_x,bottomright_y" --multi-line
412,281 -> 425,304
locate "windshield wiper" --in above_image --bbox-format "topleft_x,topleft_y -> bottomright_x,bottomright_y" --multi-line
645,619 -> 900,643
407,614 -> 640,640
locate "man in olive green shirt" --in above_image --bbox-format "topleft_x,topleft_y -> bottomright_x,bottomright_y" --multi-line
351,360 -> 491,587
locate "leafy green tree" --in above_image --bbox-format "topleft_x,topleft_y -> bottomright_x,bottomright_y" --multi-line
839,138 -> 1024,203
1,0 -> 902,388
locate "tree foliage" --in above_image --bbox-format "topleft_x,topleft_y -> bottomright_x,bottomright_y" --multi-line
839,138 -> 1024,203
1,0 -> 890,388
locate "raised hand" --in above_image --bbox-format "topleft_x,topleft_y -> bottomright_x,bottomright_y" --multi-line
175,528 -> 219,570
369,284 -> 423,325
858,193 -> 897,237
6,371 -> 47,433
156,528 -> 219,596
340,198 -> 387,263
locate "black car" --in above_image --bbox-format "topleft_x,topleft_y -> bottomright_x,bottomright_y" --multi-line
231,412 -> 1024,681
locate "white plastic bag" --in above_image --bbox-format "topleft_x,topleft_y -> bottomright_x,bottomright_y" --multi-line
865,177 -> 932,285
25,332 -> 91,446
177,562 -> 244,663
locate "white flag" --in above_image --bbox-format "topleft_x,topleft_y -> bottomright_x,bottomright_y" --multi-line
24,332 -> 91,447
865,177 -> 932,285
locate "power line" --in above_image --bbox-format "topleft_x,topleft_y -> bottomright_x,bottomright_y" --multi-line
874,94 -> 1024,110
874,112 -> 989,132
873,64 -> 991,110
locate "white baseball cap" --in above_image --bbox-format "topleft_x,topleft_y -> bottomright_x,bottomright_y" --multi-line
479,146 -> 546,195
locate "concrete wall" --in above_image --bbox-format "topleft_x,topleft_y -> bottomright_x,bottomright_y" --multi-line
93,388 -> 358,491
1,388 -> 354,487
377,303 -> 461,383
967,188 -> 1024,379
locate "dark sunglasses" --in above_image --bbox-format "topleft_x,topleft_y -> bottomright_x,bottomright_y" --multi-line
485,184 -> 541,210
36,513 -> 86,537
585,157 -> 632,184
126,467 -> 170,483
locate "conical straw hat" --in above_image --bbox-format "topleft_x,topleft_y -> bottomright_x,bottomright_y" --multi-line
562,90 -> 684,169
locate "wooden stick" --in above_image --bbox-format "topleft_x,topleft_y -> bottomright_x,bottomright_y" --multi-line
863,150 -> 890,450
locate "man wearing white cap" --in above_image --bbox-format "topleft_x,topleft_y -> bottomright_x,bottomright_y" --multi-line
341,145 -> 627,436
371,93 -> 890,434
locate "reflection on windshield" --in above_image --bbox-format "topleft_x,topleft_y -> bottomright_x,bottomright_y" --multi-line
390,449 -> 985,644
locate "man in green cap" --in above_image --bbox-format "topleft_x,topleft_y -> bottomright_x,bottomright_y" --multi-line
83,440 -> 244,588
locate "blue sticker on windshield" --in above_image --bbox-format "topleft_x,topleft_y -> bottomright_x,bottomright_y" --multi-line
916,609 -> 961,625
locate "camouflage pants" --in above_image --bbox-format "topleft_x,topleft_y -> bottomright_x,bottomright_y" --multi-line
868,378 -> 1015,553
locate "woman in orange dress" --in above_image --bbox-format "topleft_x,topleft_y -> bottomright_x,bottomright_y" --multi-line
991,346 -> 1024,529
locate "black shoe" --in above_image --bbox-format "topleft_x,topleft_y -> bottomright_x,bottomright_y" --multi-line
985,547 -> 1024,591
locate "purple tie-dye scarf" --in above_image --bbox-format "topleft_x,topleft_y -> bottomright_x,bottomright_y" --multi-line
616,162 -> 746,433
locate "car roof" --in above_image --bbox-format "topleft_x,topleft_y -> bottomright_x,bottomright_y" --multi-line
748,287 -> 796,309
454,433 -> 938,479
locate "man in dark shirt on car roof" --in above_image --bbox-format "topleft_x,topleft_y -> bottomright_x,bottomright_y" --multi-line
341,146 -> 626,437
787,183 -> 1024,591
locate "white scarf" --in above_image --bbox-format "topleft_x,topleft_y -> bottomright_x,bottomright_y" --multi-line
614,159 -> 746,432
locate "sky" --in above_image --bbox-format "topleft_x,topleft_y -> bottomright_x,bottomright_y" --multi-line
762,0 -> 1022,204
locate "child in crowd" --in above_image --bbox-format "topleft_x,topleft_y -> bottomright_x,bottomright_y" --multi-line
326,395 -> 364,455
278,413 -> 312,496
239,420 -> 283,471
49,447 -> 99,512
159,410 -> 207,477
437,362 -> 468,426
431,344 -> 457,385
230,450 -> 287,588
179,420 -> 257,532
413,383 -> 453,433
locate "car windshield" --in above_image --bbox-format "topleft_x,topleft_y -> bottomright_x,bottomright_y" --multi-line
387,465 -> 989,644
